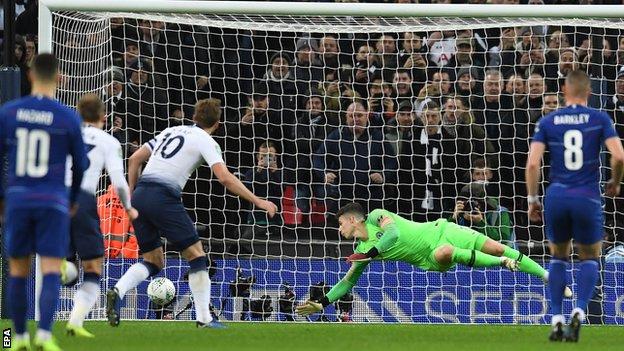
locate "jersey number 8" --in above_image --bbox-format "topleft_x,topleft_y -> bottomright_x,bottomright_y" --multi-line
563,129 -> 583,171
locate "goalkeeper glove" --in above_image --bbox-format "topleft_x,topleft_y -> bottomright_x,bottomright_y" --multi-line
295,300 -> 323,316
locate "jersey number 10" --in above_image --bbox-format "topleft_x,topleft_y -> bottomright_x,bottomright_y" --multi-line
563,129 -> 583,171
15,128 -> 50,177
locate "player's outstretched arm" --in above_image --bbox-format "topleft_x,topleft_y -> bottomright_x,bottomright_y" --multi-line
605,136 -> 624,197
525,141 -> 546,222
127,145 -> 151,193
296,261 -> 368,316
211,162 -> 277,217
107,141 -> 139,220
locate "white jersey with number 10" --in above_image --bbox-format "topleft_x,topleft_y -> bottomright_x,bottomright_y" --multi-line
141,125 -> 224,191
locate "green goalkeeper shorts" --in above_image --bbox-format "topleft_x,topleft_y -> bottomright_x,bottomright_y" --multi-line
423,221 -> 489,272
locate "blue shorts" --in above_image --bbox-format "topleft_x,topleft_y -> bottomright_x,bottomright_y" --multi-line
132,181 -> 199,254
544,195 -> 604,244
69,190 -> 104,260
4,207 -> 70,258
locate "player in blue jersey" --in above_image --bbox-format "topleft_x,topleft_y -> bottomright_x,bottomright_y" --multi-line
526,70 -> 624,342
0,54 -> 88,351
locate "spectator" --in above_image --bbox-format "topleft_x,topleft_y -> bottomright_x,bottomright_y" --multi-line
353,43 -> 380,98
544,30 -> 571,77
13,35 -> 31,96
541,91 -> 561,117
229,141 -> 284,255
426,30 -> 457,68
398,32 -> 427,91
546,47 -> 578,91
319,34 -> 340,70
505,73 -> 527,109
432,70 -> 453,97
121,39 -> 140,68
412,100 -> 450,219
15,0 -> 37,36
313,101 -> 396,215
242,141 -> 284,226
226,85 -> 281,171
454,66 -> 480,102
393,68 -> 414,105
605,69 -> 624,138
293,38 -> 323,96
450,183 -> 515,247
386,100 -> 420,219
117,58 -> 167,148
137,19 -> 183,120
441,96 -> 495,175
375,33 -> 399,71
264,52 -> 297,135
450,36 -> 484,70
488,27 -> 520,72
288,89 -> 337,213
526,72 -> 546,121
24,34 -> 37,68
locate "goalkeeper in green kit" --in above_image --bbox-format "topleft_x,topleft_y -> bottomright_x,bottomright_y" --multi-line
296,202 -> 571,316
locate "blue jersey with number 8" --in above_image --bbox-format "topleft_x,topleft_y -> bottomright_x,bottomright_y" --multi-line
0,95 -> 87,210
533,104 -> 617,199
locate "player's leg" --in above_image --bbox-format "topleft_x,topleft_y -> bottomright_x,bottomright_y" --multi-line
8,256 -> 31,350
32,208 -> 70,350
4,207 -> 34,349
181,242 -> 224,328
435,223 -> 510,269
67,191 -> 105,337
479,238 -> 548,280
108,185 -> 164,326
543,195 -> 573,341
566,200 -> 604,342
163,198 -> 225,329
66,258 -> 102,338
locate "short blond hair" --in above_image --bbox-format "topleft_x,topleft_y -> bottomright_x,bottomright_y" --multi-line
565,70 -> 591,98
77,94 -> 104,123
193,98 -> 222,129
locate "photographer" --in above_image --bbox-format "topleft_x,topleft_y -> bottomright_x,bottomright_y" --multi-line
449,183 -> 515,248
226,142 -> 283,256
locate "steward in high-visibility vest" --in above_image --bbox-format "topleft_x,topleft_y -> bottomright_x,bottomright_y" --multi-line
97,185 -> 139,259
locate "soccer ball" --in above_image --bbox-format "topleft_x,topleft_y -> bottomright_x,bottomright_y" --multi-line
61,260 -> 79,286
147,277 -> 176,306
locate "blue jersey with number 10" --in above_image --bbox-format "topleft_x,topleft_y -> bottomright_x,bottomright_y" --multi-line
533,104 -> 618,199
0,95 -> 87,211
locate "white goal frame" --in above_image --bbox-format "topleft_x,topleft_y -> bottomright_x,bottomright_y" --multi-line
34,0 -> 624,321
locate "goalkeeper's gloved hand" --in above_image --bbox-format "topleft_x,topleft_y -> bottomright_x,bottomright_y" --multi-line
295,300 -> 323,316
346,253 -> 371,264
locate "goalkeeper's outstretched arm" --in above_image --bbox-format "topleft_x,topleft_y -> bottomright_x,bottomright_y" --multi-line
295,261 -> 368,316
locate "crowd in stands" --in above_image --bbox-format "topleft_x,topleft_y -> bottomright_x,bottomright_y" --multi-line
3,0 -> 624,255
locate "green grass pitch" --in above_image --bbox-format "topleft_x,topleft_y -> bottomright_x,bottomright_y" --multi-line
2,320 -> 624,351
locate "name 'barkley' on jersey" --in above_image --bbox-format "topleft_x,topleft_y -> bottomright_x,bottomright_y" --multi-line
533,104 -> 618,196
141,125 -> 224,192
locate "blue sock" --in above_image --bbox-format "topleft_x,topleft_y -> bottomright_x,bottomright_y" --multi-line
8,277 -> 28,334
38,273 -> 61,332
548,259 -> 568,316
577,259 -> 600,313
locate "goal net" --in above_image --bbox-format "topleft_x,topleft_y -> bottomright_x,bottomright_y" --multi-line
41,2 -> 624,324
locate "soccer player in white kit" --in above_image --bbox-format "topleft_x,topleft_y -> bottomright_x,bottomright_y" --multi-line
65,94 -> 138,338
107,98 -> 277,328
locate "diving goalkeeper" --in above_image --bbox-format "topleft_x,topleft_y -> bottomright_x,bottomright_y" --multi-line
296,202 -> 570,315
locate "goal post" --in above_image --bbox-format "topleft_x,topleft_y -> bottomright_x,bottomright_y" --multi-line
35,0 -> 624,324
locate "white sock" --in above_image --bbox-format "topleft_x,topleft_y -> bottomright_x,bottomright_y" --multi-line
68,281 -> 99,327
188,270 -> 213,324
571,307 -> 586,323
115,263 -> 150,299
36,329 -> 51,342
543,271 -> 549,283
551,314 -> 566,326
15,333 -> 29,342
